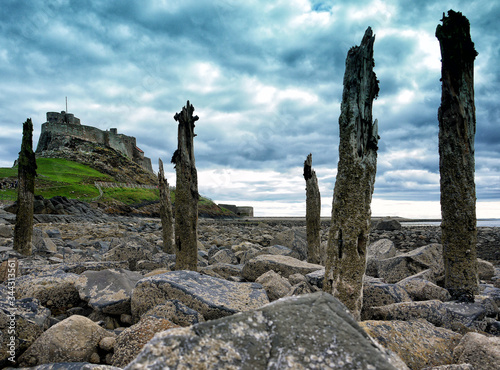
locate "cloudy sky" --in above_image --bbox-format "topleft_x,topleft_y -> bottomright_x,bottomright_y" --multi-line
1,0 -> 499,218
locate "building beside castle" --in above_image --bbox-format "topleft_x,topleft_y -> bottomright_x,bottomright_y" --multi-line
36,111 -> 153,173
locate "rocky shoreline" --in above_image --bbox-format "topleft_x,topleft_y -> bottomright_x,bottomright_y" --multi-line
1,204 -> 499,369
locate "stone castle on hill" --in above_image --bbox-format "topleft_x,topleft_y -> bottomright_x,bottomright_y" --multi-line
36,111 -> 153,173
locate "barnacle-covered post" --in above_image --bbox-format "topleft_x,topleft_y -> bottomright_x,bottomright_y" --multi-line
303,153 -> 321,264
14,118 -> 37,256
324,27 -> 379,320
158,158 -> 174,254
171,101 -> 199,271
436,10 -> 479,301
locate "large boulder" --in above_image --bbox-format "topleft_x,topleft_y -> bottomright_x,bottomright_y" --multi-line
242,254 -> 323,282
361,281 -> 412,320
477,258 -> 495,280
17,315 -> 115,367
360,319 -> 462,370
453,332 -> 500,370
375,218 -> 402,231
397,276 -> 451,302
126,292 -> 399,369
15,271 -> 81,315
111,315 -> 179,368
131,270 -> 269,321
75,268 -> 143,315
376,244 -> 444,283
103,244 -> 153,271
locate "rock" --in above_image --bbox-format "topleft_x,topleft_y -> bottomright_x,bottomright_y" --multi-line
453,332 -> 500,370
255,270 -> 293,301
131,270 -> 269,321
241,254 -> 323,282
111,315 -> 179,368
368,238 -> 397,259
259,244 -> 301,259
477,258 -> 495,280
75,268 -> 143,315
126,292 -> 398,369
360,319 -> 462,370
269,228 -> 307,260
375,218 -> 402,231
22,261 -> 130,276
200,263 -> 243,280
141,300 -> 204,327
15,271 -> 81,315
99,336 -> 116,352
18,315 -> 115,367
306,268 -> 325,289
376,244 -> 444,283
0,289 -> 51,367
103,244 -> 153,271
208,248 -> 238,265
32,228 -> 58,254
361,281 -> 412,320
397,277 -> 451,302
0,224 -> 13,238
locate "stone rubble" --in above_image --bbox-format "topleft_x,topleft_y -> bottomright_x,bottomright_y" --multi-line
0,208 -> 499,369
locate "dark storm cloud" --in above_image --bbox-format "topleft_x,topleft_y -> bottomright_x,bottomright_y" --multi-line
0,0 -> 499,216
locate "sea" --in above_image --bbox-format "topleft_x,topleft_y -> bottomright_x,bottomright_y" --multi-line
401,219 -> 500,227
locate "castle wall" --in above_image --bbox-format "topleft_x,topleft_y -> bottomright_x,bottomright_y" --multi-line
37,112 -> 153,174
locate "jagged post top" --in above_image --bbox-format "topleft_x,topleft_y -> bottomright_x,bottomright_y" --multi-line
303,153 -> 313,181
174,100 -> 199,127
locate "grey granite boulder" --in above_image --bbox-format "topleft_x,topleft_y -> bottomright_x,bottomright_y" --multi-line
360,319 -> 462,370
111,315 -> 179,368
453,332 -> 500,370
17,315 -> 115,367
75,268 -> 143,315
242,254 -> 323,281
131,270 -> 269,321
103,244 -> 153,271
375,218 -> 402,231
376,244 -> 444,283
15,271 -> 81,315
269,227 -> 307,260
141,299 -> 204,326
255,270 -> 292,301
0,287 -> 51,367
208,248 -> 238,265
397,276 -> 451,302
361,281 -> 412,320
126,292 -> 398,369
477,258 -> 495,280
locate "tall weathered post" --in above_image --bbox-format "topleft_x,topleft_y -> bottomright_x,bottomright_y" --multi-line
158,158 -> 174,254
323,27 -> 379,320
436,10 -> 478,301
14,118 -> 37,256
171,101 -> 199,271
303,153 -> 321,264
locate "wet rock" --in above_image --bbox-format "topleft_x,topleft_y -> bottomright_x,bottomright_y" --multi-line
75,268 -> 143,315
242,254 -> 323,282
17,315 -> 115,367
126,292 -> 398,369
360,319 -> 462,370
131,270 -> 269,321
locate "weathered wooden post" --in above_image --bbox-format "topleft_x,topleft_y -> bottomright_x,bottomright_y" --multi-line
323,27 -> 379,320
14,118 -> 37,256
158,158 -> 174,254
303,153 -> 321,264
171,101 -> 199,271
436,10 -> 479,301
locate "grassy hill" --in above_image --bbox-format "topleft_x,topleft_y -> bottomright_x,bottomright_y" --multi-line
0,157 -> 234,217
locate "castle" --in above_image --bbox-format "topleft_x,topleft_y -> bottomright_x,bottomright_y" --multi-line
36,111 -> 153,173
